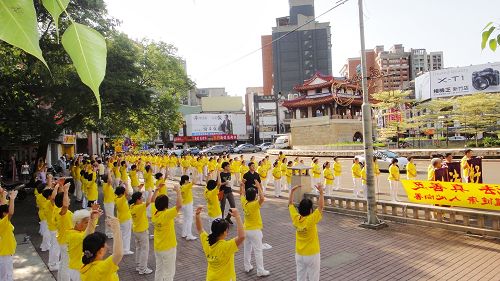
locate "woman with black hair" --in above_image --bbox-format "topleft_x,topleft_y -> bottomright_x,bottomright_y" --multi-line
195,206 -> 245,281
272,161 -> 282,198
180,175 -> 197,240
80,216 -> 123,280
114,186 -> 133,255
151,184 -> 182,281
288,184 -> 324,281
388,158 -> 400,202
0,189 -> 18,281
102,173 -> 115,238
204,177 -> 222,226
129,189 -> 155,275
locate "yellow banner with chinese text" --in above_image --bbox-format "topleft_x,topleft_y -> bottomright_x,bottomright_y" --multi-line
401,180 -> 500,211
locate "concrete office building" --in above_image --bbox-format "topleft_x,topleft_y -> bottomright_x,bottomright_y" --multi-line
271,0 -> 332,96
184,87 -> 227,106
410,49 -> 444,80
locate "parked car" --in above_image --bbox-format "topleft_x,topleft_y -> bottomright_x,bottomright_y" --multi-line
200,145 -> 228,156
448,136 -> 467,141
169,148 -> 184,157
355,150 -> 408,171
273,135 -> 290,149
183,146 -> 200,155
233,144 -> 261,153
257,142 -> 273,152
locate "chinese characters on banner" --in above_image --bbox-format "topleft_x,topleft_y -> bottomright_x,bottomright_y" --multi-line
445,162 -> 462,182
467,158 -> 483,183
401,180 -> 500,211
173,134 -> 237,143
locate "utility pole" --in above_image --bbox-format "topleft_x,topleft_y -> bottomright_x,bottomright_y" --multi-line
358,0 -> 386,229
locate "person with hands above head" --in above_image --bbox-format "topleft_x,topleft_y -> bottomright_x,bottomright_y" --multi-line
80,216 -> 123,281
67,203 -> 102,281
239,180 -> 270,277
288,184 -> 324,281
114,185 -> 133,255
151,184 -> 182,281
102,173 -> 115,238
129,188 -> 154,275
0,189 -> 18,281
219,161 -> 236,225
46,179 -> 62,271
54,182 -> 74,281
204,174 -> 222,226
179,175 -> 197,241
195,206 -> 245,281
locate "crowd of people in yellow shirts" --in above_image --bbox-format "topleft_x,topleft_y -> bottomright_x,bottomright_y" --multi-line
0,148 -> 479,281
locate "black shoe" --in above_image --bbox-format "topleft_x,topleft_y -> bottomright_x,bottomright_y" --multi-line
225,217 -> 233,225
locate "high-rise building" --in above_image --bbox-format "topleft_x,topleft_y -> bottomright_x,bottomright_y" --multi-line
374,44 -> 411,93
261,35 -> 274,96
245,87 -> 264,125
410,49 -> 444,79
271,0 -> 332,96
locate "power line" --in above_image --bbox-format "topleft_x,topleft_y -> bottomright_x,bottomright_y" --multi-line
204,0 -> 351,77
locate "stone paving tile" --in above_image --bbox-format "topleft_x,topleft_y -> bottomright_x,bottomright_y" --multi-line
13,180 -> 500,281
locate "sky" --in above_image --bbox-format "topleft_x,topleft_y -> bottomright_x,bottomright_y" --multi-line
105,0 -> 500,97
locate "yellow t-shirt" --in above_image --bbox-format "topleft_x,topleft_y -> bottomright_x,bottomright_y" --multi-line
311,163 -> 321,179
87,173 -> 98,201
200,231 -> 239,281
115,195 -> 131,223
323,168 -> 334,185
406,162 -> 417,178
427,166 -> 435,181
257,165 -> 267,179
241,196 -> 262,231
333,162 -> 342,177
351,163 -> 362,179
289,205 -> 322,256
285,167 -> 293,184
130,203 -> 148,233
45,200 -> 57,231
36,192 -> 47,221
55,210 -> 74,245
129,170 -> 140,187
204,187 -> 222,218
103,183 -> 114,204
67,229 -> 85,270
374,162 -> 381,176
80,256 -> 119,281
388,164 -> 400,181
112,166 -> 121,179
181,183 -> 194,205
272,166 -> 282,180
152,207 -> 178,251
144,170 -> 154,190
0,216 -> 16,255
120,166 -> 128,182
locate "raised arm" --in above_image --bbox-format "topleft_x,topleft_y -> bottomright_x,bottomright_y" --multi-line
239,179 -> 245,196
195,206 -> 204,234
173,185 -> 182,211
315,184 -> 324,213
229,208 -> 245,246
107,216 -> 123,265
288,185 -> 301,205
147,188 -> 159,207
0,188 -> 6,205
8,190 -> 18,219
85,203 -> 102,236
254,180 -> 265,205
60,183 -> 70,216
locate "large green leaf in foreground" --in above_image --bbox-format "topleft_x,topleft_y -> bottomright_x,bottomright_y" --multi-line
42,0 -> 70,40
62,23 -> 107,117
0,0 -> 48,68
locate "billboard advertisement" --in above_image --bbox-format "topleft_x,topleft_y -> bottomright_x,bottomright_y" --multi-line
185,113 -> 246,139
415,62 -> 500,100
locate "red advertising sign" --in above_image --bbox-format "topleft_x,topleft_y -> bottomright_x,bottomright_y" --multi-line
174,134 -> 237,143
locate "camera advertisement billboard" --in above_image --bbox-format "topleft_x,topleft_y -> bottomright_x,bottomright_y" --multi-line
185,113 -> 247,139
415,62 -> 500,100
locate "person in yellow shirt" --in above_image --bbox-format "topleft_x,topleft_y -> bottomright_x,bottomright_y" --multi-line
207,157 -> 217,181
232,157 -> 242,187
80,217 -> 123,281
119,161 -> 129,190
288,184 -> 323,281
257,160 -> 268,193
427,158 -> 443,181
272,161 -> 282,198
285,161 -> 293,191
129,190 -> 155,275
239,180 -> 270,277
112,162 -> 121,188
388,158 -> 400,202
361,165 -> 367,199
323,162 -> 334,196
114,186 -> 133,255
102,174 -> 115,238
406,156 -> 417,180
333,157 -> 342,191
240,160 -> 250,182
179,175 -> 197,241
461,149 -> 472,183
311,159 -> 322,192
86,169 -> 99,207
280,158 -> 289,190
43,182 -> 61,271
195,206 -> 245,281
129,165 -> 140,192
0,189 -> 18,281
151,184 -> 182,281
67,206 -> 100,281
293,157 -> 300,176
372,156 -> 381,194
35,184 -> 51,252
54,182 -> 73,281
204,178 -> 222,225
351,158 -> 362,198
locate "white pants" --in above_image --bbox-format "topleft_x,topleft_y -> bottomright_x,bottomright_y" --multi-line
261,178 -> 268,193
142,190 -> 152,218
103,203 -> 115,236
274,179 -> 281,197
40,220 -> 51,251
154,247 -> 176,281
352,177 -> 362,197
389,180 -> 399,202
113,178 -> 121,188
181,203 -> 194,237
234,173 -> 240,186
48,230 -> 60,266
81,196 -> 87,209
68,269 -> 81,281
311,177 -> 320,188
120,219 -> 132,252
244,230 -> 265,274
74,180 -> 82,201
57,244 -> 69,281
325,184 -> 333,196
334,176 -> 341,190
295,253 -> 320,281
0,256 -> 13,281
134,230 -> 149,271
361,184 -> 367,199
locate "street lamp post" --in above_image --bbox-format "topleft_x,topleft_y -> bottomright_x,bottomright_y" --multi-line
358,0 -> 386,229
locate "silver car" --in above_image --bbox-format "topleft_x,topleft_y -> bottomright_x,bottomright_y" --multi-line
200,145 -> 228,156
355,150 -> 408,171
